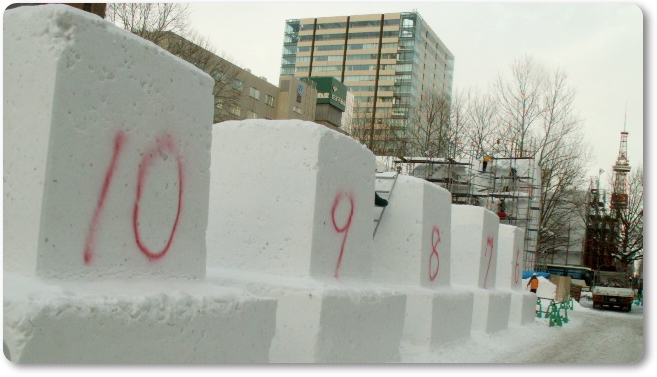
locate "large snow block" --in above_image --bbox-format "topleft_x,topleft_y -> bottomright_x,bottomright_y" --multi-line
496,225 -> 525,291
450,205 -> 500,289
207,268 -> 406,363
3,5 -> 214,279
372,175 -> 452,287
509,291 -> 536,326
402,287 -> 473,348
207,119 -> 375,279
3,274 -> 277,363
471,288 -> 512,334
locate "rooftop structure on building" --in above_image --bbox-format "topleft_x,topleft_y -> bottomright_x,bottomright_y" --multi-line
281,11 -> 454,155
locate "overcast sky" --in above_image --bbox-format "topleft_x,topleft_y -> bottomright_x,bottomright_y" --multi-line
191,1 -> 644,183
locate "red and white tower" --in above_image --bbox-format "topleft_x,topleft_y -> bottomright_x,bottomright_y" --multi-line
611,120 -> 631,211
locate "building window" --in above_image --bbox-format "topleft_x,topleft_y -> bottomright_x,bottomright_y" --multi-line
232,79 -> 243,91
265,94 -> 275,107
292,106 -> 302,114
249,87 -> 260,100
247,110 -> 258,119
229,105 -> 241,117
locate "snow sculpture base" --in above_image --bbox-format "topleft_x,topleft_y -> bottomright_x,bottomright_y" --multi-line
207,268 -> 406,363
402,287 -> 474,348
509,291 -> 537,326
3,275 -> 277,363
471,288 -> 512,334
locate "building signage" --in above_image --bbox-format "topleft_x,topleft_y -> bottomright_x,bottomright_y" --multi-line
309,77 -> 347,111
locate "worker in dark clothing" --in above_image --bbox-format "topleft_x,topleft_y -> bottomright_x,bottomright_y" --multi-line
527,273 -> 539,293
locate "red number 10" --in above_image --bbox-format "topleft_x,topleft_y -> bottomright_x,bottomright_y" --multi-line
83,131 -> 184,265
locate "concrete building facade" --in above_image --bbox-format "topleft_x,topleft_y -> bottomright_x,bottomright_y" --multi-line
155,32 -> 318,124
280,11 -> 454,155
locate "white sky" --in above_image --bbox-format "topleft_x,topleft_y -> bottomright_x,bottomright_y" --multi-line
186,0 -> 646,184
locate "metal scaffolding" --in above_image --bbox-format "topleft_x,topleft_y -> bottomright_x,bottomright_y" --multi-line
376,150 -> 541,270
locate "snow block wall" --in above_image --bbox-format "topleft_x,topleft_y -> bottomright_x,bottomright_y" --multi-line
4,5 -> 277,363
451,205 -> 511,333
4,5 -> 214,279
207,119 -> 375,279
497,225 -> 536,326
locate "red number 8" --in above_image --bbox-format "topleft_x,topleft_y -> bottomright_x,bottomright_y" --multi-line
429,226 -> 441,281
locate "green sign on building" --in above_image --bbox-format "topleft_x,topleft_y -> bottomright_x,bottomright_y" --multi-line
309,77 -> 347,111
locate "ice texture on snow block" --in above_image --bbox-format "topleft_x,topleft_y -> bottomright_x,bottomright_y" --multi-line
207,119 -> 375,279
3,5 -> 214,279
450,205 -> 500,289
3,274 -> 277,363
496,224 -> 525,291
372,175 -> 452,287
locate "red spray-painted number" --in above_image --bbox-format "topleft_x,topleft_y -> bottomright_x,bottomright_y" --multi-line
83,131 -> 184,264
429,226 -> 441,281
332,192 -> 354,278
83,131 -> 126,264
514,248 -> 521,284
483,236 -> 494,289
133,134 -> 184,261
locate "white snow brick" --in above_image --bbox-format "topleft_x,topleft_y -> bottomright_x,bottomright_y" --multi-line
496,225 -> 536,326
371,175 -> 474,348
471,288 -> 512,333
496,224 -> 525,291
206,268 -> 406,363
402,287 -> 474,348
3,5 -> 214,279
451,205 -> 511,333
3,275 -> 277,363
207,119 -> 375,279
372,175 -> 452,287
451,205 -> 500,288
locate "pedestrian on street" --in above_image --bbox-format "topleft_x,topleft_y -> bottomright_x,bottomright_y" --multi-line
527,273 -> 539,293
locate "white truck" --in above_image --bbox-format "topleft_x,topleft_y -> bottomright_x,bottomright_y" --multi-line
592,270 -> 634,312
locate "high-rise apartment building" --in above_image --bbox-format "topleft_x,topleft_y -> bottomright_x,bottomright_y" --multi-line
281,11 -> 454,155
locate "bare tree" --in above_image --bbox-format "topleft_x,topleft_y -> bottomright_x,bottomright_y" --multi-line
157,32 -> 243,123
611,165 -> 643,271
404,92 -> 453,158
106,3 -> 191,46
494,55 -> 546,157
533,68 -> 592,263
461,88 -> 503,160
345,105 -> 407,156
